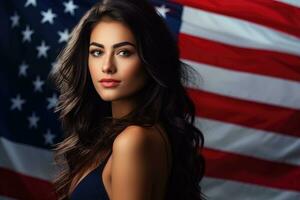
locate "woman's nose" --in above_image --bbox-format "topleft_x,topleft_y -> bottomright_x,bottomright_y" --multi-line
101,53 -> 116,74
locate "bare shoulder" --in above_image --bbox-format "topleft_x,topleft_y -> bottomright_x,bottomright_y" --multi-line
110,125 -> 161,200
113,125 -> 156,151
111,125 -> 159,169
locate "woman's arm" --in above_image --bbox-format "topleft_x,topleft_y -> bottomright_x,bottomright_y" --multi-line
110,125 -> 156,200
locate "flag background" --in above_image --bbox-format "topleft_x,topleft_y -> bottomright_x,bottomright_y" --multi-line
0,0 -> 299,199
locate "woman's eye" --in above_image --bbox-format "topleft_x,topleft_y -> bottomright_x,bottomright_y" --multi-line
90,50 -> 102,57
118,50 -> 131,57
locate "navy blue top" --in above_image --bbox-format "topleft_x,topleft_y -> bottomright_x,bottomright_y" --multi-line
70,150 -> 112,200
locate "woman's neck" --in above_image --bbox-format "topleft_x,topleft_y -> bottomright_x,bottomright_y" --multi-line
111,97 -> 138,119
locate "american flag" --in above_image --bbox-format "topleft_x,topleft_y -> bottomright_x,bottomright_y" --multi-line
0,0 -> 299,199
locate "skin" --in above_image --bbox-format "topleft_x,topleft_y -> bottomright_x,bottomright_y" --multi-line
86,16 -> 171,200
88,16 -> 149,119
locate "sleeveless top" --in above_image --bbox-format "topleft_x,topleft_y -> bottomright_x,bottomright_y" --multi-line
69,149 -> 112,200
69,125 -> 171,200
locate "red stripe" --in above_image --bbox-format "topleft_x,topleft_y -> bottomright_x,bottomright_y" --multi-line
172,0 -> 300,38
179,33 -> 300,82
0,167 -> 57,200
187,88 -> 300,137
201,147 -> 300,191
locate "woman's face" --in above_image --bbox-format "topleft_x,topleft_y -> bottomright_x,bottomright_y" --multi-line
88,16 -> 148,102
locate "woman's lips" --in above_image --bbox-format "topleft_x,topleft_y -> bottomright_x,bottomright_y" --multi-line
99,81 -> 120,88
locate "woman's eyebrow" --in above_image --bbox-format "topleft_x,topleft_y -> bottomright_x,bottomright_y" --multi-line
89,41 -> 136,49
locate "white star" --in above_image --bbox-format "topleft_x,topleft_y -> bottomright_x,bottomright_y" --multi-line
36,40 -> 50,58
33,76 -> 45,92
46,93 -> 58,110
21,25 -> 34,42
10,94 -> 26,111
51,61 -> 60,73
27,112 -> 40,129
18,61 -> 29,77
10,12 -> 20,28
51,61 -> 57,69
41,9 -> 57,24
155,4 -> 170,18
50,62 -> 61,78
63,0 -> 78,16
57,29 -> 70,43
43,129 -> 56,145
24,0 -> 37,7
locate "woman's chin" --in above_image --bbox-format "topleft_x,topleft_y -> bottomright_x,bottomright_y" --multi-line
98,93 -> 121,102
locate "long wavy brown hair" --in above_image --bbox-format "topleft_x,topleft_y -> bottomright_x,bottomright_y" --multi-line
48,0 -> 206,199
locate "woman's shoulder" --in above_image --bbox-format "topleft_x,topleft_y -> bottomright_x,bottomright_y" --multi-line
110,124 -> 172,199
109,125 -> 162,199
111,123 -> 171,173
112,124 -> 159,153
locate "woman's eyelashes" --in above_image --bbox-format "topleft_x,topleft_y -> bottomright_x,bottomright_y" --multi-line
89,49 -> 132,58
89,49 -> 102,57
118,49 -> 131,57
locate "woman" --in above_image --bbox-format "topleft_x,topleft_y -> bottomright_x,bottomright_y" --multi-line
48,0 -> 206,199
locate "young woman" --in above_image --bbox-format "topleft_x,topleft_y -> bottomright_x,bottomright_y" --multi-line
48,0 -> 206,199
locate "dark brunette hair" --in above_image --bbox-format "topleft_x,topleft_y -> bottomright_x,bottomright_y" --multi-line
48,0 -> 206,199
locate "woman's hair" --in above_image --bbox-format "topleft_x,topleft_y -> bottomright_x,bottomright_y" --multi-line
48,0 -> 206,199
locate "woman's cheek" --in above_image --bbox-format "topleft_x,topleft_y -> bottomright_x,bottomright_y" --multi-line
88,59 -> 100,81
120,58 -> 142,76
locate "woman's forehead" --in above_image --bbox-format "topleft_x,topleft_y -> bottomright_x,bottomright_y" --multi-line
90,18 -> 136,45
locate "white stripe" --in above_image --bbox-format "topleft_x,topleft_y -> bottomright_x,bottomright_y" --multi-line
201,177 -> 300,200
0,137 -> 57,181
180,6 -> 300,56
276,0 -> 300,8
195,117 -> 300,166
182,59 -> 300,110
